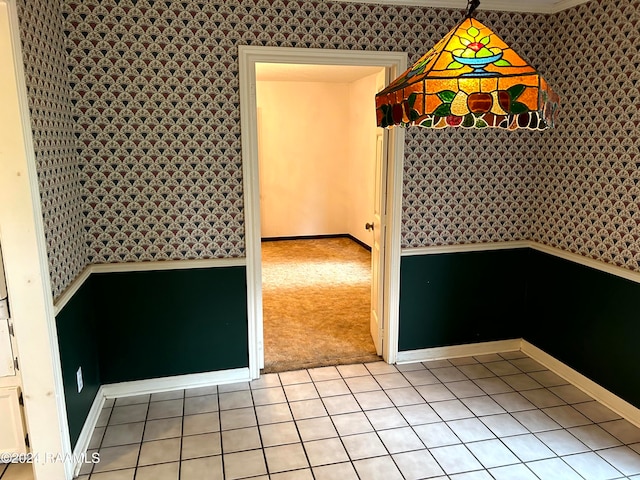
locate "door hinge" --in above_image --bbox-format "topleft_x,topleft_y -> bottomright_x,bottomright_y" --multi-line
8,321 -> 14,336
14,357 -> 19,371
18,392 -> 24,406
24,434 -> 30,448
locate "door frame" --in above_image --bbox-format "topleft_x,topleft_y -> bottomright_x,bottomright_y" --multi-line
239,46 -> 406,378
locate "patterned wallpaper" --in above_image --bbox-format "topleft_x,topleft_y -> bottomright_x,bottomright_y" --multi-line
16,0 -> 639,298
15,0 -> 89,300
532,0 -> 640,271
61,0 -> 549,267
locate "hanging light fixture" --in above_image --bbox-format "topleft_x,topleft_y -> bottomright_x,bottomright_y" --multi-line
376,0 -> 559,131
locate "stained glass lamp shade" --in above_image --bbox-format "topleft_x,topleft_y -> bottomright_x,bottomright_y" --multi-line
376,17 -> 560,130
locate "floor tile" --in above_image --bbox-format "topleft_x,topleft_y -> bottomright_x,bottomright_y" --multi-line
181,432 -> 221,459
520,388 -> 566,408
536,429 -> 590,455
416,383 -> 456,402
331,411 -> 374,436
115,394 -> 150,406
185,385 -> 218,397
307,366 -> 341,382
101,422 -> 144,447
423,359 -> 454,368
489,463 -> 539,480
484,361 -> 521,376
312,462 -> 359,480
108,404 -> 148,425
264,443 -> 309,473
289,398 -> 327,419
184,394 -> 218,415
430,366 -> 468,383
430,444 -> 484,475
183,412 -> 220,435
134,462 -> 179,480
218,390 -> 253,410
336,363 -> 370,378
450,471 -> 494,479
365,361 -> 398,375
278,370 -> 312,385
341,432 -> 388,460
451,356 -> 481,365
96,407 -> 112,428
457,364 -> 495,380
461,395 -> 506,416
562,451 -> 623,480
92,444 -> 140,473
321,394 -> 360,415
284,383 -> 318,402
143,417 -> 182,442
528,370 -> 568,387
374,373 -> 411,389
480,413 -> 529,437
147,399 -> 183,420
221,407 -> 258,430
414,422 -> 461,448
260,421 -> 300,447
218,382 -> 249,394
398,403 -> 441,425
138,437 -> 181,466
491,392 -> 536,412
221,426 -> 262,453
573,401 -> 621,423
254,403 -> 291,425
377,426 -> 425,453
445,380 -> 486,398
508,357 -> 546,373
430,399 -> 475,421
250,372 -> 281,389
354,390 -> 393,410
384,386 -> 424,407
150,390 -> 184,402
466,439 -> 520,468
251,385 -> 287,406
401,369 -> 440,386
314,379 -> 350,397
548,384 -> 594,404
224,449 -> 267,479
447,418 -> 496,443
474,377 -> 513,395
364,407 -> 409,430
296,416 -> 338,441
501,433 -> 556,462
89,426 -> 105,449
501,374 -> 544,391
568,424 -> 623,450
597,446 -> 640,476
344,375 -> 381,393
512,409 -> 562,432
270,469 -> 312,480
87,469 -> 135,480
393,449 -> 445,480
526,457 -> 584,480
303,437 -> 349,466
600,419 -> 640,444
353,455 -> 404,480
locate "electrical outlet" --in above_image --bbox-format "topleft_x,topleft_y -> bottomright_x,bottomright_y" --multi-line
76,366 -> 83,393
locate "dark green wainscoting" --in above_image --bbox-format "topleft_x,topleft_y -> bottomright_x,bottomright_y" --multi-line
55,276 -> 101,450
526,250 -> 640,408
398,249 -> 529,352
92,266 -> 249,384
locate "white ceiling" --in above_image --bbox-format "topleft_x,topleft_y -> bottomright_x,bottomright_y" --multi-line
339,0 -> 591,14
256,63 -> 384,83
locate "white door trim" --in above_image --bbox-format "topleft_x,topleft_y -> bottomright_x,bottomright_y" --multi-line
239,46 -> 406,377
0,1 -> 72,478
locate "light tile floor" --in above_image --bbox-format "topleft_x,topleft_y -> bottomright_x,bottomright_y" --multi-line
3,351 -> 640,479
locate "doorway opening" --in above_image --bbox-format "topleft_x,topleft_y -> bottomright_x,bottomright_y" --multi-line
239,46 -> 407,378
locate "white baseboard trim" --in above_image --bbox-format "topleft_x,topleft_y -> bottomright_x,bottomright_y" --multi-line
522,340 -> 640,428
101,367 -> 251,399
72,386 -> 105,477
396,339 -> 522,364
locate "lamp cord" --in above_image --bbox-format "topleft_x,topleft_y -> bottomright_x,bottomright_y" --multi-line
465,0 -> 480,18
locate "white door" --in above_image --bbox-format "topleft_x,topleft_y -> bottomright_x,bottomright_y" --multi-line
369,133 -> 386,355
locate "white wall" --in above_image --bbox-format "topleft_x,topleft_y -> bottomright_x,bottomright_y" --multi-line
257,73 -> 381,247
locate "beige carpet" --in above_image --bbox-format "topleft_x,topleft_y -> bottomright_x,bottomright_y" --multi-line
261,237 -> 381,373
